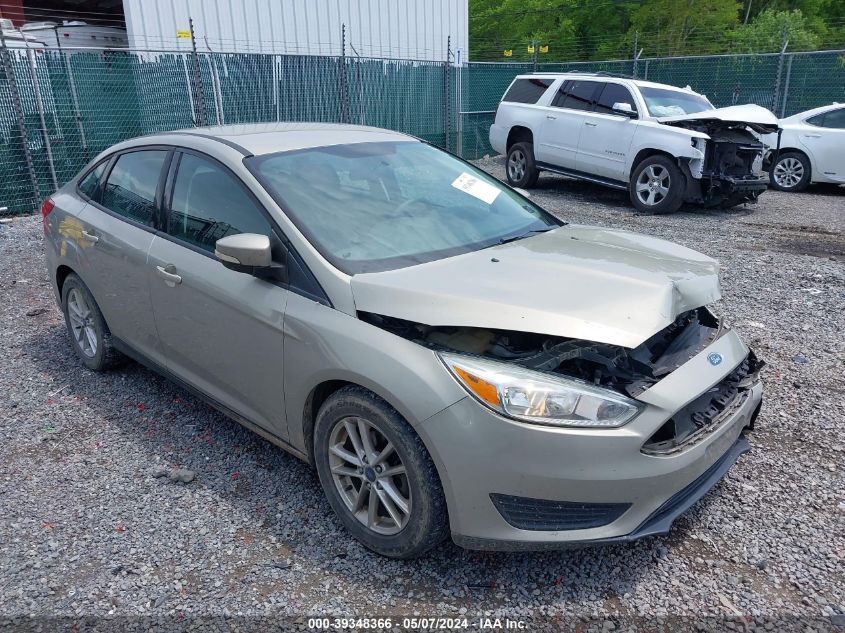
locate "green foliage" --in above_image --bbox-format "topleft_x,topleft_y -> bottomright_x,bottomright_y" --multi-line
469,0 -> 843,61
731,9 -> 821,52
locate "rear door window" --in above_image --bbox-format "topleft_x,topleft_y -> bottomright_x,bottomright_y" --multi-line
594,83 -> 637,115
553,80 -> 601,111
502,78 -> 553,104
101,150 -> 168,227
820,108 -> 845,129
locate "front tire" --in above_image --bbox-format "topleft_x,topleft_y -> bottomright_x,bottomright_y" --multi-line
629,155 -> 685,214
506,142 -> 540,188
61,273 -> 121,371
313,386 -> 448,559
770,151 -> 811,192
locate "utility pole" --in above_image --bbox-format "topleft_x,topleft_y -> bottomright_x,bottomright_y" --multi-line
772,23 -> 789,113
531,38 -> 538,73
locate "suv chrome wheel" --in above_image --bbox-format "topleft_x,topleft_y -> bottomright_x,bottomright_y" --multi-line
67,287 -> 98,358
773,156 -> 804,189
328,416 -> 412,535
635,164 -> 670,206
507,149 -> 527,182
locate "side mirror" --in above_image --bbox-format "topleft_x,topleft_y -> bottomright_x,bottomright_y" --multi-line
612,102 -> 637,118
215,233 -> 278,277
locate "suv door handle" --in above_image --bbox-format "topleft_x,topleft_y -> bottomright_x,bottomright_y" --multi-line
546,114 -> 557,120
155,265 -> 182,285
80,230 -> 99,244
584,121 -> 598,127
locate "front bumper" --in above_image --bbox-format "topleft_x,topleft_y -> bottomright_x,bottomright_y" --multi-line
416,328 -> 763,550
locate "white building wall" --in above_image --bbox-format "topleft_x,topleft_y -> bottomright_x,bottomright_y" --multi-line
122,0 -> 468,61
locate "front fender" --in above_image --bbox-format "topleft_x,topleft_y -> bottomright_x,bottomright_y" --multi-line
626,122 -> 708,179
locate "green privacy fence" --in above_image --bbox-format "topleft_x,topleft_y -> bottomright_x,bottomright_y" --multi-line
1,45 -> 843,214
457,49 -> 845,159
0,47 -> 453,215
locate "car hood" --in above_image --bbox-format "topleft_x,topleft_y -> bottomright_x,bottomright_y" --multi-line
350,225 -> 721,349
658,104 -> 780,134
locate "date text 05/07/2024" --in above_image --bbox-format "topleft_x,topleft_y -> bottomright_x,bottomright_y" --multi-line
307,617 -> 527,630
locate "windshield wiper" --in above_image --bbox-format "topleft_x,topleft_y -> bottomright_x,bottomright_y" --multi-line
497,227 -> 555,245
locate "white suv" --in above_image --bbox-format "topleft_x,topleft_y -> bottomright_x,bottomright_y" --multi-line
490,73 -> 779,214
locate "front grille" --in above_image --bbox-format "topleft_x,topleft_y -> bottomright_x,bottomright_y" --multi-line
642,351 -> 762,455
490,494 -> 630,531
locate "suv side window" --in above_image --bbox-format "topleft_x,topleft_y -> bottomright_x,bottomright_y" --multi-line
101,150 -> 168,227
595,83 -> 637,116
820,108 -> 845,129
502,78 -> 553,104
553,80 -> 601,111
167,152 -> 273,253
78,160 -> 108,201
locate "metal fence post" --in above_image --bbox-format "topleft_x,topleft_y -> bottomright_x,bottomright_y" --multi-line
632,31 -> 639,78
339,24 -> 349,124
456,48 -> 463,158
25,45 -> 58,191
531,39 -> 538,73
780,53 -> 793,117
0,30 -> 40,208
189,17 -> 208,126
444,35 -> 451,151
771,25 -> 789,113
56,38 -> 89,161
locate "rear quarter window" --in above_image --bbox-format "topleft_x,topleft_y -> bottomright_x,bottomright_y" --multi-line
502,78 -> 553,104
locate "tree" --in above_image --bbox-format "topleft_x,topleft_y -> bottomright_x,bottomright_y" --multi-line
731,9 -> 821,51
626,0 -> 742,56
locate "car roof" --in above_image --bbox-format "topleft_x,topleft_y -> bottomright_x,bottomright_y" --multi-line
129,123 -> 417,156
514,73 -> 702,93
782,102 -> 841,122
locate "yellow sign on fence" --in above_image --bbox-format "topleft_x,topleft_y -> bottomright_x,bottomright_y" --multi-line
503,49 -> 513,57
176,29 -> 191,39
527,45 -> 535,54
539,45 -> 549,54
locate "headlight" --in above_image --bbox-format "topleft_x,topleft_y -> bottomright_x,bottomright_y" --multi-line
439,352 -> 642,428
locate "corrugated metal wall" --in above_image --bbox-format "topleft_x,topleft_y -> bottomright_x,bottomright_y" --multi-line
122,0 -> 468,61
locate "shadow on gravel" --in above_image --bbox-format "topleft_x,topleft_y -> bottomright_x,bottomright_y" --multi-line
19,324 -> 728,606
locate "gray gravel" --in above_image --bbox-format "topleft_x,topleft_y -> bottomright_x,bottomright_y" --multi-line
1,166 -> 843,630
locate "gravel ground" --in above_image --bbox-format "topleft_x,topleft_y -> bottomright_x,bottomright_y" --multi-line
1,165 -> 843,631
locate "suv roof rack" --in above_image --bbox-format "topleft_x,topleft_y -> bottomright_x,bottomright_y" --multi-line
530,70 -> 636,79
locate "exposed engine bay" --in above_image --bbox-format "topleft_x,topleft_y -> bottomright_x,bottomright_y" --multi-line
671,121 -> 770,207
361,306 -> 730,398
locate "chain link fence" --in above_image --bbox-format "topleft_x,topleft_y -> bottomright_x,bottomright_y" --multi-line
1,40 -> 843,215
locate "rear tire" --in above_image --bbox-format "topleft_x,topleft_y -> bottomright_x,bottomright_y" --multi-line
506,142 -> 540,188
770,151 -> 811,192
61,273 -> 121,371
313,386 -> 448,559
629,155 -> 685,214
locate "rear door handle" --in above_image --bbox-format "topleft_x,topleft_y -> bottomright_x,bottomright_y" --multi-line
80,230 -> 99,244
546,114 -> 557,120
584,121 -> 598,127
155,265 -> 182,285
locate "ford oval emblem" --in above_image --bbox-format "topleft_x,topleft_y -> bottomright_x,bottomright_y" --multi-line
708,353 -> 723,366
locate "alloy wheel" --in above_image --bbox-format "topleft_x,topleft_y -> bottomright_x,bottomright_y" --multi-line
635,164 -> 671,206
508,149 -> 526,181
328,416 -> 412,535
773,157 -> 804,189
67,288 -> 98,358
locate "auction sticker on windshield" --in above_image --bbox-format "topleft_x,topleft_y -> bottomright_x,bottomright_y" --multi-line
452,172 -> 501,204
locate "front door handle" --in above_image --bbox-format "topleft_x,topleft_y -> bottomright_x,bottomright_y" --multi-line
803,133 -> 821,138
546,114 -> 557,120
155,264 -> 182,285
584,121 -> 598,127
80,230 -> 99,244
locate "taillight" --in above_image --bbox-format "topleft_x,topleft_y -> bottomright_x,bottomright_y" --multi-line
41,198 -> 55,232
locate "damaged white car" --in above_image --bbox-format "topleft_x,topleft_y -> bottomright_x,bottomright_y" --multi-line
490,73 -> 779,214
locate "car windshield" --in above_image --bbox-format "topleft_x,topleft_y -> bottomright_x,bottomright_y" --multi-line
640,86 -> 714,117
248,141 -> 561,274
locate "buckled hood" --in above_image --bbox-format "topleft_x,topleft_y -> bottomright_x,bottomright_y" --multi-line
658,104 -> 780,134
351,225 -> 721,349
